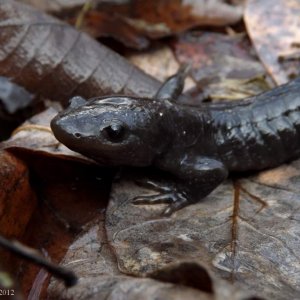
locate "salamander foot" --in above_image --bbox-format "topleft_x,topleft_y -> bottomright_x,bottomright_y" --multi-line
132,180 -> 189,216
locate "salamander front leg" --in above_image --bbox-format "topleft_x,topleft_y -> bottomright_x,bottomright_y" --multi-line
132,180 -> 189,215
155,64 -> 190,101
132,156 -> 228,215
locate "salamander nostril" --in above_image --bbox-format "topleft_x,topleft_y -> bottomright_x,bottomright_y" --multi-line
74,133 -> 82,138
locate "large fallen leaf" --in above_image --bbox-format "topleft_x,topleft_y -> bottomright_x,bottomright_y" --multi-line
105,161 -> 300,299
245,0 -> 300,85
47,218 -> 254,299
0,0 -> 160,106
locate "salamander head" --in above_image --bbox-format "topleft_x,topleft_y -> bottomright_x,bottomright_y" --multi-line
51,96 -> 170,166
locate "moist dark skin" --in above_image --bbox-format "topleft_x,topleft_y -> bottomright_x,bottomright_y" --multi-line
51,69 -> 300,215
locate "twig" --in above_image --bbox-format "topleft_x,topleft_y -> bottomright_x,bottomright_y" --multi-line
0,235 -> 77,287
75,0 -> 94,29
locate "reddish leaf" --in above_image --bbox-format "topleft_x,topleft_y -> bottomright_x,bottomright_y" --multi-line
0,150 -> 37,290
88,0 -> 242,38
83,11 -> 150,50
0,151 -> 36,239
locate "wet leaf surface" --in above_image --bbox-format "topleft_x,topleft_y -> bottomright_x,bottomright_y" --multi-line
245,0 -> 300,85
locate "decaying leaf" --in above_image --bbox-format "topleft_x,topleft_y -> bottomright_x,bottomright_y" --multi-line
47,218 -> 254,299
245,0 -> 300,85
105,162 -> 300,299
0,0 -> 160,106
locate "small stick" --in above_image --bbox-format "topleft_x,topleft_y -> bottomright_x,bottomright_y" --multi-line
75,0 -> 94,29
0,235 -> 77,287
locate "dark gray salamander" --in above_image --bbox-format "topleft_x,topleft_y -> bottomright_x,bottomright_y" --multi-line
51,71 -> 300,215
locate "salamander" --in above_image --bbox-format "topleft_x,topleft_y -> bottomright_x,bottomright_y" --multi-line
51,68 -> 300,215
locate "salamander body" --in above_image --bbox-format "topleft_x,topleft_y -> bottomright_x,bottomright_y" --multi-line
51,72 -> 300,214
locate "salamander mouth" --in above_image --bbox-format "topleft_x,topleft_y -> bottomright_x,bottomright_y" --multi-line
50,115 -> 88,154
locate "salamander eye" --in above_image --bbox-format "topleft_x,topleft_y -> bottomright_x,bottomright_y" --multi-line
101,121 -> 126,142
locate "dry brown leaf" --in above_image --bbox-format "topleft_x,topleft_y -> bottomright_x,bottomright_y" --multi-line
47,220 -> 253,299
0,0 -> 160,106
105,161 -> 300,299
